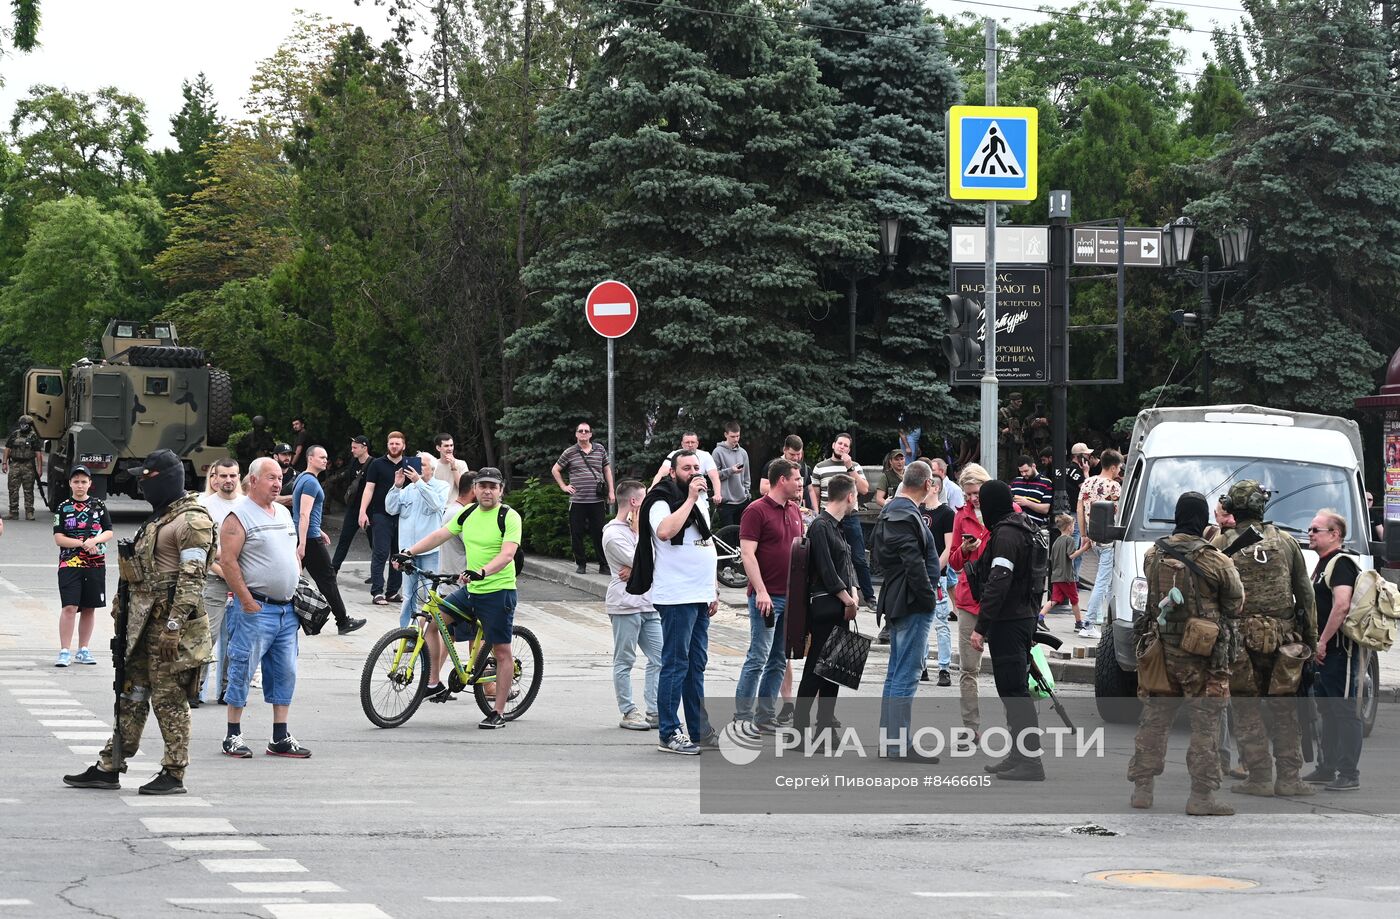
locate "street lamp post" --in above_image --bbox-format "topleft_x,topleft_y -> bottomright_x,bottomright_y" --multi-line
847,216 -> 903,358
1162,217 -> 1253,403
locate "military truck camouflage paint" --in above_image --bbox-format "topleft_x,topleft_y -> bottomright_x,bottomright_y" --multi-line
22,320 -> 232,507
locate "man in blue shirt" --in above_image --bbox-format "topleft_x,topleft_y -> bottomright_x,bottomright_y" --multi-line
293,446 -> 364,634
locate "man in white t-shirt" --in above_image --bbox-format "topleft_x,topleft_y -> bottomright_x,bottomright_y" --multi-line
197,459 -> 241,704
651,432 -> 722,496
638,451 -> 719,755
432,433 -> 470,503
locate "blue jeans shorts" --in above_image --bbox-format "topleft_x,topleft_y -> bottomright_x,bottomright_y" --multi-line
224,595 -> 300,707
442,588 -> 516,646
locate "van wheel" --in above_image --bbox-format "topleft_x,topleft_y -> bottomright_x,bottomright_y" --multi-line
1093,626 -> 1140,723
1362,651 -> 1379,738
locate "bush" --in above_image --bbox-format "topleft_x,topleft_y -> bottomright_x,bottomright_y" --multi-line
510,476 -> 588,560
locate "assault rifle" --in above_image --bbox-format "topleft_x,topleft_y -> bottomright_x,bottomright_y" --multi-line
110,539 -> 133,773
1222,524 -> 1264,558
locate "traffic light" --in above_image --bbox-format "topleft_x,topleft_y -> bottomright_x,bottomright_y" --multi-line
942,294 -> 983,368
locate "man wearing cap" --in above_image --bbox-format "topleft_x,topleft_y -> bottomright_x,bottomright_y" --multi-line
63,450 -> 215,795
52,465 -> 114,667
397,467 -> 522,729
330,435 -> 374,573
220,457 -> 312,758
273,443 -> 296,505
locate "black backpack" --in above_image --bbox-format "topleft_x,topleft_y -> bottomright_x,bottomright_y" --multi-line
966,516 -> 1047,602
453,503 -> 526,574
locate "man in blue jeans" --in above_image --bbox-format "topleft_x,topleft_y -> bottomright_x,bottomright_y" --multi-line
219,458 -> 312,759
734,459 -> 805,734
872,461 -> 938,762
358,432 -> 408,605
811,434 -> 876,608
626,451 -> 719,755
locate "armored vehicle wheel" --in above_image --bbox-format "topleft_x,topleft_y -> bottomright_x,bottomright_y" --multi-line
207,369 -> 233,446
127,345 -> 207,368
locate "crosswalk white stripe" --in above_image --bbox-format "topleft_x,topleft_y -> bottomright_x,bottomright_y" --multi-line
168,898 -> 305,905
164,838 -> 267,851
426,896 -> 560,903
231,881 -> 343,893
264,905 -> 391,919
142,817 -> 237,834
123,796 -> 211,807
200,858 -> 308,873
39,720 -> 109,728
52,732 -> 112,740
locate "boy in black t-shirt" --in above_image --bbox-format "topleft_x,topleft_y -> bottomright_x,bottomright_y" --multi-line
52,466 -> 114,667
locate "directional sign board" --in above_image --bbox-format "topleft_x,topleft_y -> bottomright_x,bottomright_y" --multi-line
947,105 -> 1038,202
585,280 -> 639,339
1072,228 -> 1163,267
951,226 -> 1049,265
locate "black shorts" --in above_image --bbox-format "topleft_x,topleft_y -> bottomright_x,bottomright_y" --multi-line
58,568 -> 107,609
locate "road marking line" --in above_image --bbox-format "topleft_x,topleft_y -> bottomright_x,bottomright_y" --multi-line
264,905 -> 391,919
18,698 -> 85,705
200,858 -> 308,874
0,678 -> 55,684
168,898 -> 306,905
680,894 -> 805,901
319,799 -> 413,805
1370,886 -> 1400,891
123,795 -> 211,807
52,731 -> 113,740
165,838 -> 267,851
32,709 -> 96,718
0,658 -> 36,665
40,720 -> 109,728
508,799 -> 596,806
231,882 -> 344,894
427,897 -> 560,903
0,899 -> 34,905
5,688 -> 69,695
913,891 -> 1073,898
0,798 -> 20,804
141,817 -> 237,834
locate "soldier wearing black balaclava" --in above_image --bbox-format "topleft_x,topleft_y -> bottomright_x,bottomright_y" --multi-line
972,480 -> 1044,782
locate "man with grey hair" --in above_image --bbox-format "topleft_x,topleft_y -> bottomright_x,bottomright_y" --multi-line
872,461 -> 939,761
1308,508 -> 1363,791
930,457 -> 964,510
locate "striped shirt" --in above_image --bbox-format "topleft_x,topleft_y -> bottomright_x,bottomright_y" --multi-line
1009,473 -> 1053,525
811,457 -> 865,503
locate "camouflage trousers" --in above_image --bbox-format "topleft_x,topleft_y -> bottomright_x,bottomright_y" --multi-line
7,461 -> 36,514
1229,648 -> 1302,779
98,622 -> 195,779
1128,647 -> 1229,789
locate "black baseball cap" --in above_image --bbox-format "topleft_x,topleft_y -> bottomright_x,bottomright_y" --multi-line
351,435 -> 369,446
69,465 -> 93,480
274,443 -> 293,455
134,449 -> 182,476
475,467 -> 504,485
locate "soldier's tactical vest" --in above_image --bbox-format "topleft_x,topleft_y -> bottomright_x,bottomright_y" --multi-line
1227,523 -> 1295,618
5,432 -> 38,463
1149,537 -> 1216,642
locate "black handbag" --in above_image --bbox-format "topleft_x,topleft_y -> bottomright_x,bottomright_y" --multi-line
292,574 -> 332,636
813,623 -> 872,690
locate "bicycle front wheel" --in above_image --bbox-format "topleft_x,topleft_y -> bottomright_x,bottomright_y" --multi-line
360,627 -> 429,728
473,625 -> 543,721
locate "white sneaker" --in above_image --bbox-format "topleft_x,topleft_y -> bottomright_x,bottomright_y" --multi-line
1083,627 -> 1102,640
658,732 -> 701,755
619,711 -> 650,731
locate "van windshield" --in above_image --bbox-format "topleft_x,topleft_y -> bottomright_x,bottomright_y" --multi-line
1126,456 -> 1358,547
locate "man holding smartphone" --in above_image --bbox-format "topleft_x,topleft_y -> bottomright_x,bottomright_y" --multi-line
712,421 -> 751,530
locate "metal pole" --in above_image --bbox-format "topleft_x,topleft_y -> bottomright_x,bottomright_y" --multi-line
1049,201 -> 1070,514
980,17 -> 1000,480
1200,254 -> 1212,404
607,337 -> 616,483
847,272 -> 858,359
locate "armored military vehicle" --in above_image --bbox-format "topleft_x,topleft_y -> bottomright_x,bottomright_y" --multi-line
22,320 -> 232,507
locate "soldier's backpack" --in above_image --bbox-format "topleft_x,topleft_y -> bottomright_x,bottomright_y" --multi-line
1322,554 -> 1400,652
453,503 -> 526,574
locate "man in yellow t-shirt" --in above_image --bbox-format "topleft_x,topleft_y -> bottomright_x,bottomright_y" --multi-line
398,468 -> 521,729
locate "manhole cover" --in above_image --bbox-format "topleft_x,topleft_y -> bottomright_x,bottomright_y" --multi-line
1088,870 -> 1258,891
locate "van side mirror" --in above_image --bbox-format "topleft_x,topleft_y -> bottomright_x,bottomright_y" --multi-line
1088,500 -> 1123,544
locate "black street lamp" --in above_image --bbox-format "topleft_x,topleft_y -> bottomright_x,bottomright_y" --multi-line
1162,216 -> 1253,402
848,216 -> 903,358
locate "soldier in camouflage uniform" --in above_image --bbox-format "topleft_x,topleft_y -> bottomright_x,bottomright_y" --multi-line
1128,492 -> 1244,816
3,414 -> 44,519
997,393 -> 1025,474
63,450 -> 214,796
1213,480 -> 1318,798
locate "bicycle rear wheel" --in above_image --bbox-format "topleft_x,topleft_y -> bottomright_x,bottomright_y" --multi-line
473,625 -> 543,721
714,524 -> 748,589
360,627 -> 429,728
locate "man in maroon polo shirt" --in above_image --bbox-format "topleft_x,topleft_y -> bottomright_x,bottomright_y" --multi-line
734,459 -> 806,734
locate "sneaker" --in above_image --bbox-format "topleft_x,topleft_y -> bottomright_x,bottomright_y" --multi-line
777,702 -> 795,726
54,649 -> 72,667
620,711 -> 650,731
1074,621 -> 1086,634
425,683 -> 454,704
73,648 -> 97,665
920,668 -> 930,682
575,563 -> 587,574
1324,775 -> 1360,792
338,618 -> 367,635
658,732 -> 701,755
62,764 -> 120,789
267,735 -> 312,758
877,625 -> 891,645
479,712 -> 507,730
372,595 -> 388,605
1302,767 -> 1335,785
947,611 -> 957,622
385,593 -> 404,603
646,712 -> 659,729
751,719 -> 779,736
1083,627 -> 1102,640
598,563 -> 611,576
138,769 -> 186,796
937,669 -> 952,687
221,735 -> 253,759
1037,615 -> 1048,628
364,576 -> 373,584
694,731 -> 721,750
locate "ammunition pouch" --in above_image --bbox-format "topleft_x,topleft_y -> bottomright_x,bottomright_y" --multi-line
1269,642 -> 1309,695
1180,617 -> 1221,657
1237,615 -> 1287,655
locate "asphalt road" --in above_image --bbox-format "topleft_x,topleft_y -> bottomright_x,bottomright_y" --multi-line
1,490 -> 1398,918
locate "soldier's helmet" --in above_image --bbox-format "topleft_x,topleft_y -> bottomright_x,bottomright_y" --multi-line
252,415 -> 266,428
1221,479 -> 1270,519
18,414 -> 34,425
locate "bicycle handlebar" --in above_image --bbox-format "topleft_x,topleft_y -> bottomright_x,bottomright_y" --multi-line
393,556 -> 463,586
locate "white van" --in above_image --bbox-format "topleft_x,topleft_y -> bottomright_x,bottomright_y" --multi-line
1090,404 -> 1380,728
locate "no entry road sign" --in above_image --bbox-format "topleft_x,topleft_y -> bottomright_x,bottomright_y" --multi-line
585,280 -> 638,339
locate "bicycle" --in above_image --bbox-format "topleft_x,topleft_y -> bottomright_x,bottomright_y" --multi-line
712,524 -> 748,590
359,561 -> 543,729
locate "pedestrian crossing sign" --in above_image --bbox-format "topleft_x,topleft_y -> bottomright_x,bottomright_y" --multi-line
947,105 -> 1038,201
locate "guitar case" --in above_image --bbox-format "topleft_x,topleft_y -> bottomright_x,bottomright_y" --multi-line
785,535 -> 810,659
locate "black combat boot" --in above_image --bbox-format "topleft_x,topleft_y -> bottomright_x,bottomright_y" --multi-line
138,769 -> 187,796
